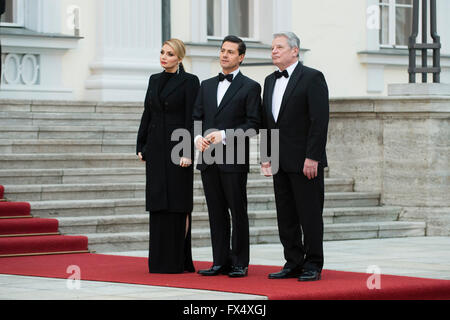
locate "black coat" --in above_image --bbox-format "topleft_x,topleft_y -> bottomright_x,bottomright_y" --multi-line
192,72 -> 261,172
262,62 -> 329,172
137,69 -> 200,212
1,0 -> 5,15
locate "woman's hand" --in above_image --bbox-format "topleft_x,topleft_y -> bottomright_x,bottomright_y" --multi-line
138,152 -> 145,162
180,157 -> 192,167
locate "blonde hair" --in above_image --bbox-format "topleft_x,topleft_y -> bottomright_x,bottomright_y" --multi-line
163,38 -> 186,61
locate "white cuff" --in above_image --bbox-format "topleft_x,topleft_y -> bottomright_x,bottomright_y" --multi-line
194,135 -> 203,145
221,130 -> 226,145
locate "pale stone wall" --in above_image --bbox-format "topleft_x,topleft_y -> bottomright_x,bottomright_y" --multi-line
327,97 -> 450,235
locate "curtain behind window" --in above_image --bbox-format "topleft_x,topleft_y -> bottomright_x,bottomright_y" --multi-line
229,0 -> 249,38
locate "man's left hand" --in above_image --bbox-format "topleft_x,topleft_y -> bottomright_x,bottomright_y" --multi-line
303,158 -> 319,180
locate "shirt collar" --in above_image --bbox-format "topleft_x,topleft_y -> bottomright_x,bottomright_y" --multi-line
278,61 -> 298,77
221,68 -> 240,78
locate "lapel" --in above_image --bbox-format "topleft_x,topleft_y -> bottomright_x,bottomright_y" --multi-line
209,76 -> 220,111
216,71 -> 244,116
159,70 -> 188,101
276,62 -> 304,122
265,73 -> 276,125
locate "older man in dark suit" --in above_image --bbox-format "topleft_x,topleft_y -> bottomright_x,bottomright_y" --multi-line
261,32 -> 329,282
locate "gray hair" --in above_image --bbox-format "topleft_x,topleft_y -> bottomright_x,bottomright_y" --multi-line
273,32 -> 300,57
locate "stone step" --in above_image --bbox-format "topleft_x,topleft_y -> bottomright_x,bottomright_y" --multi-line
0,153 -> 267,170
193,192 -> 379,212
0,139 -> 137,154
2,178 -> 353,201
4,183 -> 146,201
58,214 -> 150,234
0,166 -> 330,185
0,100 -> 144,114
191,221 -> 426,247
30,199 -> 145,218
323,221 -> 426,241
82,221 -> 426,252
191,207 -> 402,228
56,207 -> 401,235
0,143 -> 261,162
197,164 -> 329,178
324,206 -> 402,223
0,125 -> 138,140
0,111 -> 141,127
0,168 -> 146,185
29,192 -> 379,218
0,153 -> 144,169
193,177 -> 353,195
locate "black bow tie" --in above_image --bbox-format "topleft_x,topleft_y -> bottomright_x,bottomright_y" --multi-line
274,70 -> 289,79
218,73 -> 234,82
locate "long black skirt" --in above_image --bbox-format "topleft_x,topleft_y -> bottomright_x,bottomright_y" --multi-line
148,211 -> 195,274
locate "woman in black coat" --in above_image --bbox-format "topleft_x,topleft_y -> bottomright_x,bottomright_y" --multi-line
136,39 -> 200,273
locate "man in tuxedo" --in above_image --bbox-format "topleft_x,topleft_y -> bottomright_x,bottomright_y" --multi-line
261,32 -> 329,281
193,35 -> 261,278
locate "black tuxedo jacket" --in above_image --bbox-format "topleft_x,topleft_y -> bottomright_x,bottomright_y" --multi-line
192,71 -> 261,172
262,62 -> 329,172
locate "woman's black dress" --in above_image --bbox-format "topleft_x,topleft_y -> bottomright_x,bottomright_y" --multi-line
136,68 -> 200,273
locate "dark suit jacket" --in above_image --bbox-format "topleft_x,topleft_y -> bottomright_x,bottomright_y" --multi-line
1,0 -> 5,15
136,69 -> 200,212
262,62 -> 329,173
193,71 -> 261,172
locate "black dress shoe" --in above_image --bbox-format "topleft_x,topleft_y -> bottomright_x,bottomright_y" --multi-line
298,270 -> 321,281
197,265 -> 231,276
228,266 -> 248,278
268,267 -> 303,279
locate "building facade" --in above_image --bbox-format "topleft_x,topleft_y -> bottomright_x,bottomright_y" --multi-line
1,0 -> 449,101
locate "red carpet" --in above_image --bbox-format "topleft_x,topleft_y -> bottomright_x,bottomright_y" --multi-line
0,235 -> 89,257
0,202 -> 31,218
0,218 -> 59,236
0,185 -> 89,257
0,253 -> 449,300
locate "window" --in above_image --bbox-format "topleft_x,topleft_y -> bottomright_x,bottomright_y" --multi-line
207,0 -> 258,40
379,0 -> 413,48
0,0 -> 24,26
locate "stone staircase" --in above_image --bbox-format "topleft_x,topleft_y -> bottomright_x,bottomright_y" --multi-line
0,100 -> 426,252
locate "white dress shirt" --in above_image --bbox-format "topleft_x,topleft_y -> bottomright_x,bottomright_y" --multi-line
272,61 -> 298,122
195,68 -> 240,146
217,68 -> 240,106
217,68 -> 240,144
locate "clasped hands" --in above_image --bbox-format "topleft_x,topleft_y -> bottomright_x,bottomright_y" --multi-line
195,131 -> 223,152
260,158 -> 319,180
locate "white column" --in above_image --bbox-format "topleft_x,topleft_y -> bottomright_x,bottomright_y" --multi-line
191,0 -> 208,43
85,0 -> 163,102
272,0 -> 292,33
